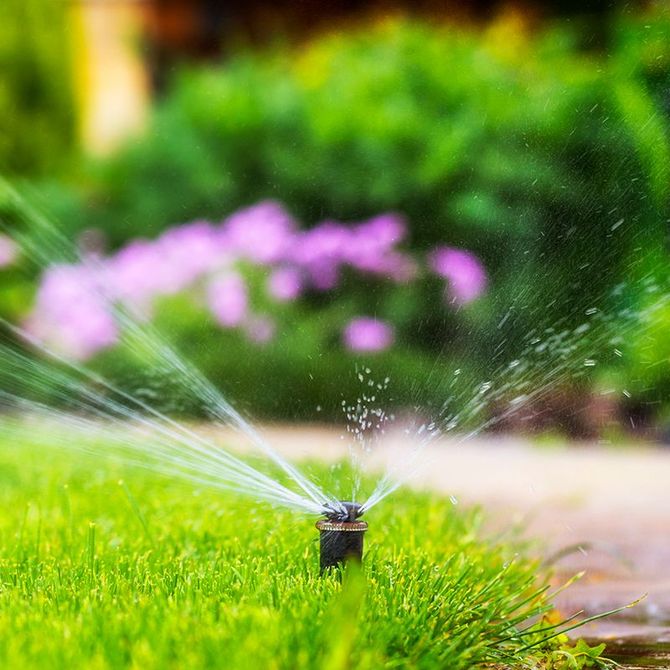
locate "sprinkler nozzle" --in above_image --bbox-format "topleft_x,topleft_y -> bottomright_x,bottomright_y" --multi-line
323,500 -> 364,522
316,501 -> 367,573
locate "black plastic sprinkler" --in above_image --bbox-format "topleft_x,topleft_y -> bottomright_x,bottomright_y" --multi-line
316,501 -> 367,573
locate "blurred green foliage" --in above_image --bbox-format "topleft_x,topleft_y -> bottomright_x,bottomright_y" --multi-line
7,6 -> 670,427
0,0 -> 77,176
57,11 -> 669,248
0,0 -> 78,328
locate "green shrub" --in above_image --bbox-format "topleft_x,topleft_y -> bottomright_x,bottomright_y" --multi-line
0,0 -> 77,176
31,8 -> 670,423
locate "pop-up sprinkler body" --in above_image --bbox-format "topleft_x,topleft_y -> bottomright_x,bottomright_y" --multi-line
316,502 -> 367,573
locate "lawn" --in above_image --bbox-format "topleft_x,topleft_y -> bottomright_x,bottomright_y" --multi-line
0,427 -> 612,669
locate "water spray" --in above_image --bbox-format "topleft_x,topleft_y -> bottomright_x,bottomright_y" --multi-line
316,501 -> 368,573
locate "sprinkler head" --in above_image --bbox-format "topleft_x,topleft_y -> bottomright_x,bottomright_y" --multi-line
316,501 -> 368,574
323,500 -> 364,522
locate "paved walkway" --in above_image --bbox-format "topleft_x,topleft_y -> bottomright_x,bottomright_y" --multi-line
223,425 -> 670,642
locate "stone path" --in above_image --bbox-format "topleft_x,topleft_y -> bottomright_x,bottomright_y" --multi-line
221,425 -> 670,644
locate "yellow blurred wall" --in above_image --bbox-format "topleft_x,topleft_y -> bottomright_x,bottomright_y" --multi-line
74,0 -> 149,155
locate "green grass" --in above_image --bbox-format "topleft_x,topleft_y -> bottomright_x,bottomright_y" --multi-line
0,429 -> 612,669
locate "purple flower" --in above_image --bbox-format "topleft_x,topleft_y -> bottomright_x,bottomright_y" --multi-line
244,314 -> 276,344
207,272 -> 248,327
27,264 -> 118,359
25,203 -> 490,363
289,221 -> 349,290
343,317 -> 394,353
268,267 -> 303,302
355,213 -> 406,246
107,221 -> 229,309
156,221 -> 228,285
429,247 -> 487,304
345,215 -> 412,280
222,201 -> 296,264
0,234 -> 18,268
106,240 -> 164,307
289,214 -> 415,287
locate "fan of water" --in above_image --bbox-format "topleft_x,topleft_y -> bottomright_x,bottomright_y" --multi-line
0,184 -> 349,517
0,180 -> 668,521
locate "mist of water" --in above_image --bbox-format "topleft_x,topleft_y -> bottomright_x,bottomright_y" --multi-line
359,248 -> 670,512
0,183 -> 347,517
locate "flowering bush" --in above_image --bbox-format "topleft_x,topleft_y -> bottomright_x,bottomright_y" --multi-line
26,201 -> 487,360
45,13 -> 670,413
343,317 -> 395,353
7,10 -> 669,422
